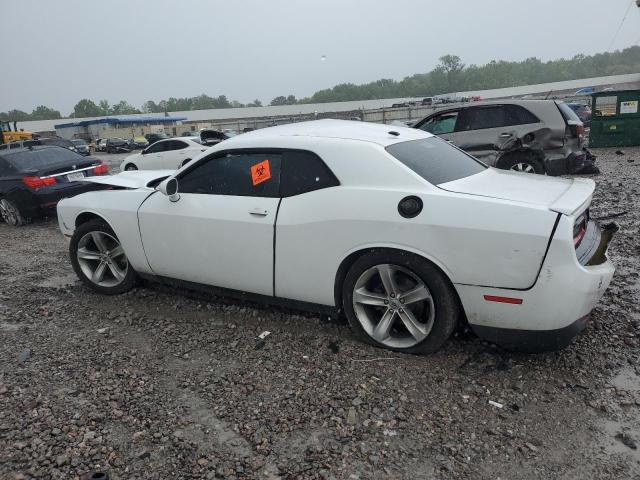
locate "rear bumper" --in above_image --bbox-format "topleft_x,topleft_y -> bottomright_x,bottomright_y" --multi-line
545,149 -> 596,176
455,220 -> 616,351
12,182 -> 106,218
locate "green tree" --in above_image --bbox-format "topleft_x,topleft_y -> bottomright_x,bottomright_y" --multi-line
29,105 -> 62,120
111,100 -> 140,115
72,99 -> 103,118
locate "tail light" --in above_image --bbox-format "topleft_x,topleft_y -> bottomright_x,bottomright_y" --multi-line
93,161 -> 109,175
569,123 -> 585,138
573,211 -> 588,248
22,176 -> 57,189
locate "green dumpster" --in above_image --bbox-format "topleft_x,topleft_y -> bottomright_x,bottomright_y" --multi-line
589,90 -> 640,148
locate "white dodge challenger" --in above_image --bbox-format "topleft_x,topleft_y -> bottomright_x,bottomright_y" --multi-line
57,120 -> 616,353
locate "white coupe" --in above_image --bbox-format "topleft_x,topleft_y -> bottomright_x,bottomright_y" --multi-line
120,138 -> 207,171
57,120 -> 615,353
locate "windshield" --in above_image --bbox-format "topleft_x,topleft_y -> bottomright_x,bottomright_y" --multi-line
71,139 -> 87,145
4,148 -> 84,172
386,137 -> 486,185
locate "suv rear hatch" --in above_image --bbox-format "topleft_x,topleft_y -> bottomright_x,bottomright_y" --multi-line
439,168 -> 594,215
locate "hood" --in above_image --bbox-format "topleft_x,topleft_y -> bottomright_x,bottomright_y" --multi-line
81,170 -> 174,189
439,168 -> 594,216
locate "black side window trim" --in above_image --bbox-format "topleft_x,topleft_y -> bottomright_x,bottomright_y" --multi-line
176,148 -> 340,198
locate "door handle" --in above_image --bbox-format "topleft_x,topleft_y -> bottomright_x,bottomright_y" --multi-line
499,133 -> 513,138
249,208 -> 268,217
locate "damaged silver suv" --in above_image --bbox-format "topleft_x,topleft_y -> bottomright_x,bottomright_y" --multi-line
413,100 -> 594,175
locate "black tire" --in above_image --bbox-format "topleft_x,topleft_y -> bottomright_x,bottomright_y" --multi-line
342,250 -> 460,354
125,164 -> 138,171
70,219 -> 136,295
498,152 -> 544,174
181,158 -> 192,167
0,198 -> 26,226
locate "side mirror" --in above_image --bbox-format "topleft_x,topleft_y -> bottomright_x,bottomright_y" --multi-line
158,177 -> 180,202
141,148 -> 148,155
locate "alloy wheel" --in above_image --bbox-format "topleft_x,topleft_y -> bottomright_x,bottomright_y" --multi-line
76,231 -> 128,287
510,162 -> 535,173
0,199 -> 21,226
352,264 -> 436,349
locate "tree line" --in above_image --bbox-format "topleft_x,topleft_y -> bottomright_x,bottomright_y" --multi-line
3,46 -> 639,123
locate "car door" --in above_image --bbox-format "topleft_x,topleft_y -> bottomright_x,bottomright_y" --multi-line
139,140 -> 167,170
158,140 -> 185,169
137,150 -> 282,296
450,106 -> 516,165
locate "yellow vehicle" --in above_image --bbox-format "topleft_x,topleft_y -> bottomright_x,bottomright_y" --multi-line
0,121 -> 33,145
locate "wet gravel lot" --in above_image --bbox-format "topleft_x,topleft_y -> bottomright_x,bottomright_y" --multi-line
1,147 -> 639,480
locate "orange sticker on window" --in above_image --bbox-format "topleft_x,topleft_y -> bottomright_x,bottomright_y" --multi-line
251,160 -> 271,186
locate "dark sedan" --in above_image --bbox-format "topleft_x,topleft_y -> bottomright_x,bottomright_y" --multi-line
71,139 -> 91,156
105,138 -> 131,154
0,146 -> 108,226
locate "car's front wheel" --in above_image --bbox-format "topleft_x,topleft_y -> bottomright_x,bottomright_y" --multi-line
70,219 -> 136,294
124,164 -> 138,171
342,251 -> 460,354
0,198 -> 26,226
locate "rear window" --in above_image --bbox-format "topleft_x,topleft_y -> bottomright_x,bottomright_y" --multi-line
557,102 -> 581,122
386,137 -> 486,185
4,148 -> 83,172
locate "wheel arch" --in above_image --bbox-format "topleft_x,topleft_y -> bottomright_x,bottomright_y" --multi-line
75,210 -> 116,231
333,245 -> 459,312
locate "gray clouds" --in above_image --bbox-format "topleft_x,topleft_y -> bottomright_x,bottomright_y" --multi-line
2,0 -> 638,113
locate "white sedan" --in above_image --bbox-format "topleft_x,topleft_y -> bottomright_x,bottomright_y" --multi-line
119,138 -> 207,171
57,120 -> 615,353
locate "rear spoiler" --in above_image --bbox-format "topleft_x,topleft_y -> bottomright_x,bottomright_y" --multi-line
549,177 -> 594,216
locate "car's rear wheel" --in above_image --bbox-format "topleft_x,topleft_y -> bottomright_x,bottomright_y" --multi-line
499,153 -> 544,174
125,164 -> 138,171
0,198 -> 26,226
342,251 -> 460,354
70,219 -> 136,294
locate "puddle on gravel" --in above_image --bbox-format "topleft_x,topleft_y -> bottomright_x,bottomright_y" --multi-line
601,419 -> 640,462
612,368 -> 640,392
37,273 -> 78,288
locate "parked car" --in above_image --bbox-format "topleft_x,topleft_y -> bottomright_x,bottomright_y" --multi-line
71,139 -> 91,156
57,120 -> 615,353
145,132 -> 169,146
119,138 -> 207,171
0,137 -> 78,153
105,138 -> 131,154
413,100 -> 594,175
199,129 -> 229,146
0,146 -> 108,226
127,136 -> 149,150
96,139 -> 108,152
566,103 -> 592,127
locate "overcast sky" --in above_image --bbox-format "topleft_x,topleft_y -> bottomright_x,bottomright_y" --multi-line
2,0 -> 639,114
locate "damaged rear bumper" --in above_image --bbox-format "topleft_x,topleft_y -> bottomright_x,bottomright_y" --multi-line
455,221 -> 616,352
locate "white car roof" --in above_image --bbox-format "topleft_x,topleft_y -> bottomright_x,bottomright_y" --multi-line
226,119 -> 432,147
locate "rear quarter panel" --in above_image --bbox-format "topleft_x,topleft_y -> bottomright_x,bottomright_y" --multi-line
275,139 -> 558,306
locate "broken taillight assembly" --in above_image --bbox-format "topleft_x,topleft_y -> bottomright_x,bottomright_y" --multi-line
22,176 -> 57,189
93,161 -> 109,175
570,123 -> 585,138
573,211 -> 588,248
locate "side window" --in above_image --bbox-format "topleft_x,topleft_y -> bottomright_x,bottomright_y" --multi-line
418,112 -> 459,134
169,140 -> 188,151
281,150 -> 339,197
504,105 -> 540,125
145,141 -> 166,154
179,152 -> 282,197
9,143 -> 21,149
459,107 -> 509,130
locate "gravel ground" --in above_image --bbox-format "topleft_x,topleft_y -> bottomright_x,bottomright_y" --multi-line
1,147 -> 639,480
